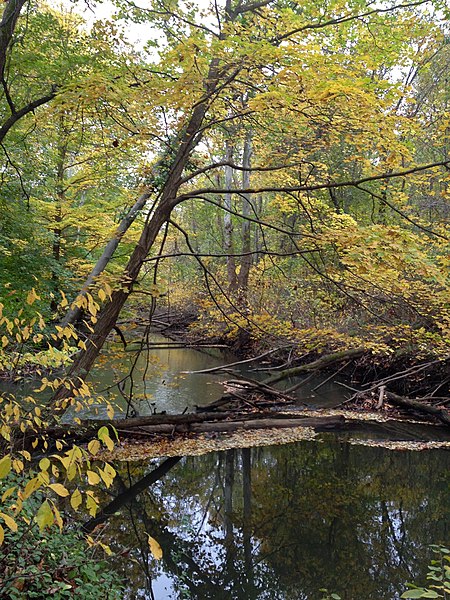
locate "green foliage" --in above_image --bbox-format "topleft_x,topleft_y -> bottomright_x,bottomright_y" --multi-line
401,546 -> 450,599
0,472 -> 123,599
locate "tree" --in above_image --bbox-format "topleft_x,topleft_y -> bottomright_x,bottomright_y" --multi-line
47,0 -> 450,406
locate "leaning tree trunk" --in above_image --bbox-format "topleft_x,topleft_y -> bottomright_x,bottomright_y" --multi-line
52,59 -> 222,405
59,190 -> 151,330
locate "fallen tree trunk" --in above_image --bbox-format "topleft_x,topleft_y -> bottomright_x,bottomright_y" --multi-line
130,415 -> 345,435
17,412 -> 345,450
264,348 -> 365,385
385,392 -> 450,426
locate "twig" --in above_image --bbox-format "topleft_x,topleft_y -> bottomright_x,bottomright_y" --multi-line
311,361 -> 350,392
182,347 -> 286,374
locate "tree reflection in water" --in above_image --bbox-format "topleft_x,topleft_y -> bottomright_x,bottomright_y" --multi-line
93,437 -> 449,600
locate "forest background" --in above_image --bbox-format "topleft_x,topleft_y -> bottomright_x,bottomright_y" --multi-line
0,0 -> 449,586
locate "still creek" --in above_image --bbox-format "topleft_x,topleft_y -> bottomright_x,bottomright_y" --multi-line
82,334 -> 449,599
85,333 -> 350,419
4,334 -> 449,598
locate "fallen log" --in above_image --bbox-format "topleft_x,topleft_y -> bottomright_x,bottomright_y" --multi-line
385,392 -> 450,427
126,415 -> 345,435
264,347 -> 365,385
16,411 -> 345,450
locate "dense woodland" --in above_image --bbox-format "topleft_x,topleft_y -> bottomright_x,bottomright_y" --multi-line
0,0 -> 449,595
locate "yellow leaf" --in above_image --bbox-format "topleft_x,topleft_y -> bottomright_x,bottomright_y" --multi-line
147,535 -> 163,560
0,456 -> 11,479
87,439 -> 100,455
98,289 -> 106,302
70,489 -> 82,510
100,542 -> 112,555
0,524 -> 4,545
53,504 -> 63,529
87,470 -> 101,485
26,288 -> 40,306
35,500 -> 54,530
22,476 -> 41,500
1,335 -> 8,348
39,458 -> 50,471
48,483 -> 69,497
2,486 -> 16,502
0,512 -> 17,532
85,491 -> 98,517
60,291 -> 68,308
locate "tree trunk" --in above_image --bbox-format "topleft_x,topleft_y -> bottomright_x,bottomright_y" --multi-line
0,0 -> 27,79
224,137 -> 237,291
237,130 -> 252,293
59,191 -> 151,329
264,347 -> 365,385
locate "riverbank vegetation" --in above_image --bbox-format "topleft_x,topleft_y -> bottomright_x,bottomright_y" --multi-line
0,0 -> 449,580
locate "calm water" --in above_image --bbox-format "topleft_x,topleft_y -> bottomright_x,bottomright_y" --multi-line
83,334 -> 349,419
4,333 -> 448,598
96,438 -> 449,600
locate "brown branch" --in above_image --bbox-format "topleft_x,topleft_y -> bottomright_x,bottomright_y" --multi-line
178,159 -> 450,200
0,89 -> 57,143
277,0 -> 432,42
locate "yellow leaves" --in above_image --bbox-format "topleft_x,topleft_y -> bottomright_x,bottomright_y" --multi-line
0,511 -> 17,532
0,456 -> 11,479
147,535 -> 163,560
35,500 -> 54,530
98,463 -> 116,488
70,489 -> 83,510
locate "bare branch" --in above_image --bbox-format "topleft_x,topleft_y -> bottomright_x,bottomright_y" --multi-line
178,159 -> 450,199
277,0 -> 432,42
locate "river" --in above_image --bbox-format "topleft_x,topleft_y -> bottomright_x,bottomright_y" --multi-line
82,335 -> 449,599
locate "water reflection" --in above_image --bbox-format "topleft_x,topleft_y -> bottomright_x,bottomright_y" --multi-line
87,337 -> 236,418
95,438 -> 449,599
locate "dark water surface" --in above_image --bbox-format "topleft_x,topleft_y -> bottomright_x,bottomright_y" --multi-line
100,437 -> 449,600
